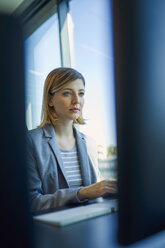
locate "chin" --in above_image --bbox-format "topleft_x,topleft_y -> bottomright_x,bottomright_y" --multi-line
70,113 -> 80,120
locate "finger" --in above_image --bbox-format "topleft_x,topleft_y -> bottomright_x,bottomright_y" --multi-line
106,183 -> 118,189
107,181 -> 118,186
105,186 -> 118,193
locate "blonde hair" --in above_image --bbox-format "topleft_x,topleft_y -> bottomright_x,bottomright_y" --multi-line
38,67 -> 86,128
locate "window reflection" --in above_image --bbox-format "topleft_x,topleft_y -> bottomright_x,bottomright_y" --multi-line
25,13 -> 61,130
70,0 -> 117,180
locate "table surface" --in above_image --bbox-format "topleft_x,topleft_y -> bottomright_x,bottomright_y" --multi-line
32,200 -> 165,248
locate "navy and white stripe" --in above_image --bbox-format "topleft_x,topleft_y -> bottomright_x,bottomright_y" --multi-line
60,146 -> 83,187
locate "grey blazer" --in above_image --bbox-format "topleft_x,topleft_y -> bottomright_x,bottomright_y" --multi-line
26,124 -> 97,211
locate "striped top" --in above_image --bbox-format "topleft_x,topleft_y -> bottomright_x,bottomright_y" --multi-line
60,146 -> 83,188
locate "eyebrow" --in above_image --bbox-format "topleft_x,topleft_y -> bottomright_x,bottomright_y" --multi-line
62,88 -> 85,91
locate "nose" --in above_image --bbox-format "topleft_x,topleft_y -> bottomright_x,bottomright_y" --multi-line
71,93 -> 79,104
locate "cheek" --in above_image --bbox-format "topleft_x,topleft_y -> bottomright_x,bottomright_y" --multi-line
54,98 -> 69,108
81,99 -> 85,108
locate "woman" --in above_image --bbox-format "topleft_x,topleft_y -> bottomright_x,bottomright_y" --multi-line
27,67 -> 117,211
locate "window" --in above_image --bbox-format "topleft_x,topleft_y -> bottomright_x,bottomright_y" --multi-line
24,0 -> 117,180
70,0 -> 117,179
25,12 -> 61,130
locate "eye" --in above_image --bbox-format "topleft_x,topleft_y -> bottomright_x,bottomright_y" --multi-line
62,91 -> 72,96
79,92 -> 85,97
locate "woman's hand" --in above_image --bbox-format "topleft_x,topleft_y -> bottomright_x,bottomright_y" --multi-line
78,180 -> 118,201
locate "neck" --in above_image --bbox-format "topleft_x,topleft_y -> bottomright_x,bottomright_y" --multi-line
54,120 -> 76,150
54,120 -> 74,137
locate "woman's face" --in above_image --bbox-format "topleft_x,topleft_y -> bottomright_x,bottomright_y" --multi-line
49,79 -> 85,122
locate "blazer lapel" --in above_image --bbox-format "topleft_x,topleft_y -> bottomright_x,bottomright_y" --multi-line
74,127 -> 90,186
43,124 -> 69,187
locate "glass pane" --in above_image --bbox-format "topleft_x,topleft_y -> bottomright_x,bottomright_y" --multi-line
25,13 -> 61,130
70,0 -> 117,180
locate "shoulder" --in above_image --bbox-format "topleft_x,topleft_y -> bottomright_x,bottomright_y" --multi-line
74,126 -> 97,148
26,124 -> 54,145
28,127 -> 43,139
76,130 -> 98,154
26,127 -> 44,146
28,127 -> 43,135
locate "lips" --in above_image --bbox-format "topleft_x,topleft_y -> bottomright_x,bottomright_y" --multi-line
69,108 -> 80,113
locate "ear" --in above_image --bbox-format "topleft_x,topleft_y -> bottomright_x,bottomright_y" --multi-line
48,99 -> 54,107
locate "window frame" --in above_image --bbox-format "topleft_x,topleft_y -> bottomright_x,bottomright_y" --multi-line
13,0 -> 72,67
